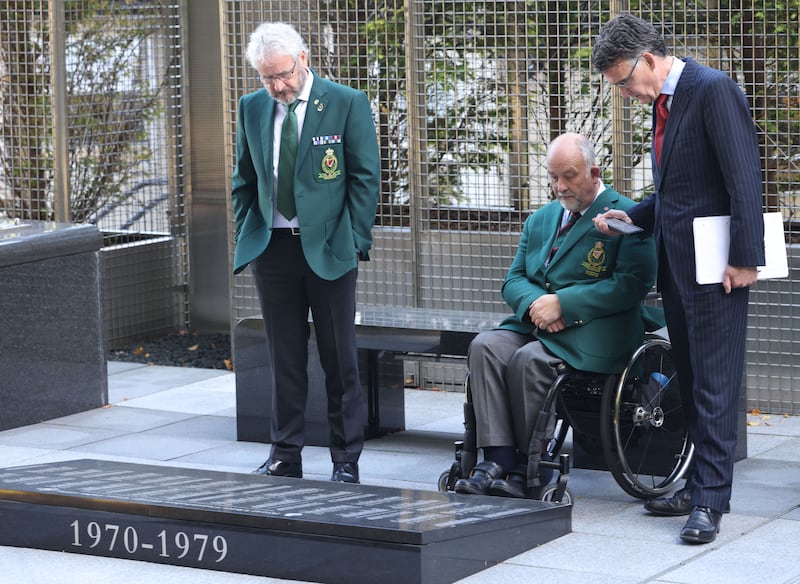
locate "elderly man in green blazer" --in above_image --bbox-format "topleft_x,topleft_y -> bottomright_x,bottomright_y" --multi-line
455,133 -> 659,498
232,22 -> 380,484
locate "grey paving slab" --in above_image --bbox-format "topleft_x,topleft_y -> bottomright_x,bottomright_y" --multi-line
0,445 -> 61,468
0,545 -> 285,584
68,430 -> 229,461
755,436 -> 800,463
0,422 -> 128,450
41,404 -> 197,433
456,562 -> 641,584
555,467 -> 632,504
1,362 -> 800,584
655,517 -> 800,584
487,531 -> 702,581
169,440 -> 275,473
139,413 -> 238,442
730,457 -> 800,518
108,365 -> 231,402
785,506 -> 800,521
404,388 -> 466,433
746,430 -> 796,457
115,376 -> 237,415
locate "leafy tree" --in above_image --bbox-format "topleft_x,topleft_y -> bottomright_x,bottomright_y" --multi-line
0,0 -> 172,223
311,1 -> 629,211
308,0 -> 799,214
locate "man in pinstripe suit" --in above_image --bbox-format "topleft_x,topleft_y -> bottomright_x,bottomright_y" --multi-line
591,14 -> 765,544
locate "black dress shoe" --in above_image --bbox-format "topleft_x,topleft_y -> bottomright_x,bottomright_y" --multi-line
644,488 -> 731,516
488,465 -> 526,499
454,461 -> 504,495
680,506 -> 722,544
331,462 -> 359,483
252,458 -> 302,478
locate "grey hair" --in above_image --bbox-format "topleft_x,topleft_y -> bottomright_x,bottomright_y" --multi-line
246,22 -> 308,70
591,13 -> 669,72
546,133 -> 597,175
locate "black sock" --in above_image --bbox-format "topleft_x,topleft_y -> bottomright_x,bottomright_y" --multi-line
483,446 -> 516,472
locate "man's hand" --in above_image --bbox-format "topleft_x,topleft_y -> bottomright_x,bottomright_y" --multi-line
723,265 -> 758,294
593,209 -> 631,236
529,294 -> 564,332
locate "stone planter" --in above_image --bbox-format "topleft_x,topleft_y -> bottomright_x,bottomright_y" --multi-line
101,231 -> 184,347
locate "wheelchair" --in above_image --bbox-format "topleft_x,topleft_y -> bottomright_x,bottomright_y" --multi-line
438,331 -> 694,504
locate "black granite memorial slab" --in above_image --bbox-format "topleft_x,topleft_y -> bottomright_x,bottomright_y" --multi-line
0,459 -> 570,584
0,221 -> 106,430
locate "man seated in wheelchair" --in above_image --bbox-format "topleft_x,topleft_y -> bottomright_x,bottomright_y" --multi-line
455,132 -> 662,498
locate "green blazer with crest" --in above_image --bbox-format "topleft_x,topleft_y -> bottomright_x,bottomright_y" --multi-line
500,187 -> 659,374
231,73 -> 380,279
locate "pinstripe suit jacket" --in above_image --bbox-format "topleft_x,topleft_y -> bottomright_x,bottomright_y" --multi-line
627,58 -> 765,290
624,58 -> 764,505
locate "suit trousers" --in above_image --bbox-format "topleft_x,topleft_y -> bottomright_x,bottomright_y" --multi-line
250,230 -> 366,464
660,254 -> 749,514
468,330 -> 563,455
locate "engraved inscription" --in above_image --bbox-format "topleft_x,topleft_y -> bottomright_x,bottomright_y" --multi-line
70,520 -> 229,563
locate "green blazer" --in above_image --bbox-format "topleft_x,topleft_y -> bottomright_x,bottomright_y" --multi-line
231,74 -> 380,279
500,187 -> 659,374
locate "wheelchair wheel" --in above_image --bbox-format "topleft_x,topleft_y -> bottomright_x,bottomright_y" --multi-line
438,469 -> 451,492
600,337 -> 694,499
438,459 -> 462,492
540,485 -> 573,505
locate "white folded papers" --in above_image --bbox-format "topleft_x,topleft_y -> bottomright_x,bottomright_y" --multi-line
693,212 -> 788,284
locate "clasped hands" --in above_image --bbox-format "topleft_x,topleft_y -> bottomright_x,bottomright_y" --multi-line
529,294 -> 565,333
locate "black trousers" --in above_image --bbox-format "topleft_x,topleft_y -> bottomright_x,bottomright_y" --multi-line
250,230 -> 365,464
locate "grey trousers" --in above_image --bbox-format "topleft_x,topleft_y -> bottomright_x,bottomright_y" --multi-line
467,330 -> 563,454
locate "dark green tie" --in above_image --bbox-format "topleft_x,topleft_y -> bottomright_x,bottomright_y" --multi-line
277,100 -> 300,220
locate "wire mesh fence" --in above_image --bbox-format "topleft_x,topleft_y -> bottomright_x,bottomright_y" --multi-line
1,1 -> 797,410
0,0 -> 188,346
221,0 -> 799,411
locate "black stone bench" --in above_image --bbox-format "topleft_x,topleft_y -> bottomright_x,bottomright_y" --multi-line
234,306 -> 507,444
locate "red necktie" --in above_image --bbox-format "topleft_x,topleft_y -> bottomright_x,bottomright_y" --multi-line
654,94 -> 669,165
548,211 -> 581,263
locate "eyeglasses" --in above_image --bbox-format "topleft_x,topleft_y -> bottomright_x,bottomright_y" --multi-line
259,60 -> 297,84
610,55 -> 641,88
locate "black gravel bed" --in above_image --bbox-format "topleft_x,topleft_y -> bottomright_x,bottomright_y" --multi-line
109,331 -> 232,370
